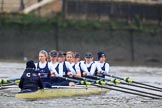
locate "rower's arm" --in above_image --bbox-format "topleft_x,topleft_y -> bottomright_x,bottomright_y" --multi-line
89,63 -> 97,76
81,63 -> 90,76
104,63 -> 110,75
74,64 -> 81,77
96,62 -> 102,74
51,67 -> 59,77
65,62 -> 76,75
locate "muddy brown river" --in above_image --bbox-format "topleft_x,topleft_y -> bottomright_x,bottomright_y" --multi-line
0,62 -> 162,108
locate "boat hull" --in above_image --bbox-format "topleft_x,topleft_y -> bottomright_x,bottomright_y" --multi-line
15,85 -> 108,99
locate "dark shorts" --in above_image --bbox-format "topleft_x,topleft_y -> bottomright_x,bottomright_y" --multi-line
41,78 -> 52,88
51,77 -> 69,86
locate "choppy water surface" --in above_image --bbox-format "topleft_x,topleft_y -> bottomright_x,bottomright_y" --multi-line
0,62 -> 162,108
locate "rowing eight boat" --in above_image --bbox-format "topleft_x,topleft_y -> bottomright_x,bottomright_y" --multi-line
15,85 -> 108,99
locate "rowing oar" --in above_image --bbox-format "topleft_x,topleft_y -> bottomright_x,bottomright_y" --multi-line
0,78 -> 20,85
106,74 -> 162,90
93,76 -> 162,92
0,85 -> 18,90
59,77 -> 161,99
0,78 -> 20,90
74,76 -> 162,98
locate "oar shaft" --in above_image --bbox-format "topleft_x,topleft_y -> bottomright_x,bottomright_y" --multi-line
60,77 -> 161,99
94,84 -> 161,99
0,78 -> 20,85
132,80 -> 162,90
121,82 -> 162,92
106,74 -> 162,90
106,82 -> 162,97
0,87 -> 7,90
59,77 -> 80,83
1,83 -> 16,86
106,74 -> 123,80
83,77 -> 162,98
94,76 -> 162,97
73,76 -> 162,98
0,85 -> 18,90
94,76 -> 162,92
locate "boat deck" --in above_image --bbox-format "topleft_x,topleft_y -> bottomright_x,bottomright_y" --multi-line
15,85 -> 109,99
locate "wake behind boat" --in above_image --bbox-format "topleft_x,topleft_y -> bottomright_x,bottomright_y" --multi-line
15,85 -> 108,99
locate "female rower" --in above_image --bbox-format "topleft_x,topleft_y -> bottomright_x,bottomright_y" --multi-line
95,51 -> 110,77
52,51 -> 75,86
84,52 -> 101,77
66,51 -> 81,77
48,50 -> 58,77
36,50 -> 55,88
73,52 -> 88,77
66,51 -> 74,64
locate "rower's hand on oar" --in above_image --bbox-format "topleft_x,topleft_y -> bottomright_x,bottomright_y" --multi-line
97,70 -> 102,74
50,72 -> 55,77
69,82 -> 75,86
82,72 -> 87,76
96,73 -> 105,77
67,72 -> 73,77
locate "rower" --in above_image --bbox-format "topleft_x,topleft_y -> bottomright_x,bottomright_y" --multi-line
36,50 -> 55,88
83,52 -> 99,79
66,51 -> 74,65
95,51 -> 110,77
49,50 -> 58,77
19,60 -> 44,92
52,51 -> 75,86
66,51 -> 81,77
49,50 -> 59,84
73,52 -> 88,77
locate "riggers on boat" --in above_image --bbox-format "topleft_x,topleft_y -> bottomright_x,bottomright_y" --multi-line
15,85 -> 108,99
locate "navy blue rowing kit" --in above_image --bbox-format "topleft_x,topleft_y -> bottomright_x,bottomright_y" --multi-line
36,62 -> 51,88
51,61 -> 74,86
19,68 -> 43,92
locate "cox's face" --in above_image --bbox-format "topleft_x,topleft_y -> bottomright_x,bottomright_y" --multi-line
39,53 -> 46,63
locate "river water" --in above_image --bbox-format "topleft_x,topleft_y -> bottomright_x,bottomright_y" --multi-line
0,62 -> 162,108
